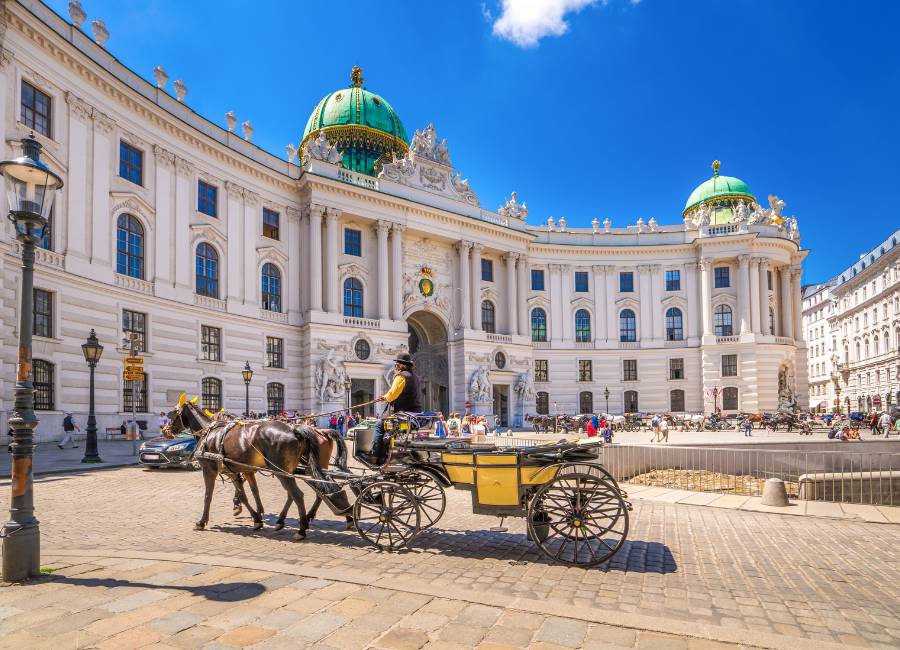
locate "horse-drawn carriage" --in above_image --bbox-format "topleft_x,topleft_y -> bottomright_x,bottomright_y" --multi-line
167,397 -> 632,568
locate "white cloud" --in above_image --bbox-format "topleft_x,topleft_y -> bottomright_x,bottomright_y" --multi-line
481,2 -> 493,21
491,0 -> 598,48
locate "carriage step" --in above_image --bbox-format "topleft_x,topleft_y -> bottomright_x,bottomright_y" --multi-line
625,501 -> 633,511
620,491 -> 628,498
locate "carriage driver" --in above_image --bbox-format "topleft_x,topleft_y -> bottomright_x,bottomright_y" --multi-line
371,353 -> 422,463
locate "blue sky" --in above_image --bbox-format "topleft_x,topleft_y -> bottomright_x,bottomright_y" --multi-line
44,0 -> 900,283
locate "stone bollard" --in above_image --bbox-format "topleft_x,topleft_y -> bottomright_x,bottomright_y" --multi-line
761,478 -> 790,506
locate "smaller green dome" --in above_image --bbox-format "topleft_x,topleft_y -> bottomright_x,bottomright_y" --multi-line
683,160 -> 755,214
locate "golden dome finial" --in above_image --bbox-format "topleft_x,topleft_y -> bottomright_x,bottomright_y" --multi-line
350,65 -> 364,88
711,159 -> 721,176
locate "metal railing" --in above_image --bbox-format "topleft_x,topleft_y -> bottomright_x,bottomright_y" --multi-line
601,444 -> 900,505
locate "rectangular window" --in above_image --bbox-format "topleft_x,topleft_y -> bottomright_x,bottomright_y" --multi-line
21,80 -> 52,137
33,360 -> 54,410
124,373 -> 148,413
714,267 -> 730,288
665,270 -> 681,291
33,288 -> 52,338
200,325 -> 221,362
578,360 -> 592,382
344,228 -> 361,256
722,387 -> 739,411
721,354 -> 738,377
198,180 -> 218,217
266,336 -> 284,369
122,309 -> 147,352
119,141 -> 143,186
481,258 -> 494,282
623,359 -> 638,382
574,271 -> 589,293
669,358 -> 684,380
619,271 -> 634,292
262,207 -> 280,240
535,360 -> 548,382
531,269 -> 545,291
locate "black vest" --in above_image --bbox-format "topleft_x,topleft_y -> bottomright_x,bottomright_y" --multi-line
391,369 -> 421,412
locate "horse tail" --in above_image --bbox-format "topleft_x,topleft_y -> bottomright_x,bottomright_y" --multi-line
324,428 -> 348,472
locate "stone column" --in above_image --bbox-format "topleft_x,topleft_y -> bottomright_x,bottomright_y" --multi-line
699,258 -> 713,338
287,207 -> 301,323
561,265 -> 573,341
174,157 -> 193,290
457,241 -> 470,331
638,265 -> 652,339
375,220 -> 390,320
64,93 -> 91,261
516,255 -> 528,336
504,253 -> 517,335
91,111 -> 114,269
686,262 -> 699,340
650,265 -> 663,340
323,208 -> 339,313
549,264 -> 563,341
308,204 -> 324,312
224,181 -> 244,305
470,243 -> 482,330
780,266 -> 793,339
390,224 -> 405,321
605,266 -> 617,343
749,257 -> 761,334
738,254 -> 751,335
758,259 -> 770,335
593,265 -> 607,343
792,266 -> 803,341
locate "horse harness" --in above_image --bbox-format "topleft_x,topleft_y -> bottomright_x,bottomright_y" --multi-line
193,420 -> 241,475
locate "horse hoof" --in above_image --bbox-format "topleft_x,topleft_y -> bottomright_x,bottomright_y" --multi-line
253,521 -> 263,530
293,531 -> 306,540
194,522 -> 206,530
274,521 -> 285,531
233,506 -> 243,517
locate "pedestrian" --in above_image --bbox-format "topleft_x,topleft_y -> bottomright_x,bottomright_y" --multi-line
659,416 -> 670,443
742,416 -> 752,437
337,412 -> 346,437
434,412 -> 447,438
120,420 -> 128,439
59,412 -> 80,449
157,411 -> 169,434
447,412 -> 460,437
879,411 -> 892,437
650,415 -> 660,443
585,418 -> 597,437
6,426 -> 12,453
590,412 -> 599,433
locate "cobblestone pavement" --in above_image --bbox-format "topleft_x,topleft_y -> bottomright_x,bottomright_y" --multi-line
2,467 -> 899,648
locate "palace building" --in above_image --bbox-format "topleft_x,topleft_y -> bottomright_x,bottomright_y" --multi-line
0,1 -> 808,439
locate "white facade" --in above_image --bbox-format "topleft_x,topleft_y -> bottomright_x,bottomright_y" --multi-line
808,228 -> 900,414
0,1 -> 808,440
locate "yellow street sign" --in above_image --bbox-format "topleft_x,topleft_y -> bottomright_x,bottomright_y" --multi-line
123,373 -> 144,381
125,365 -> 144,373
124,357 -> 144,364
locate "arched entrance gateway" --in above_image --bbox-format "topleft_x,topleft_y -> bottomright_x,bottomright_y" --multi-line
407,311 -> 449,414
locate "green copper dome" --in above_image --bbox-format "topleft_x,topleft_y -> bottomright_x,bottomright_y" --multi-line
301,66 -> 408,176
683,160 -> 755,215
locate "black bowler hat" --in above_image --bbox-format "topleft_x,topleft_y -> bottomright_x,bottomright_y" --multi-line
394,353 -> 414,367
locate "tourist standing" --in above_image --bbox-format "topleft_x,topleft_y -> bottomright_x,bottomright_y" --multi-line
659,416 -> 670,443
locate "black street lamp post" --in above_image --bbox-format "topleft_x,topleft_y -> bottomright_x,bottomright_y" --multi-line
242,361 -> 253,417
344,378 -> 352,415
81,329 -> 104,463
1,133 -> 64,582
603,387 -> 610,415
711,386 -> 720,414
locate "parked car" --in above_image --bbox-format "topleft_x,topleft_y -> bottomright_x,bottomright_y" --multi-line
848,412 -> 866,423
139,433 -> 197,469
347,417 -> 378,440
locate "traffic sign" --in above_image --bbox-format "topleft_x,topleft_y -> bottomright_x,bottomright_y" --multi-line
123,373 -> 144,381
124,357 -> 144,364
125,365 -> 144,373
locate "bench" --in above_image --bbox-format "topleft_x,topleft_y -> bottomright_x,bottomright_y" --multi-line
106,427 -> 127,440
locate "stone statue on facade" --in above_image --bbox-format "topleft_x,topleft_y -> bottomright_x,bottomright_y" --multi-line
304,131 -> 342,165
514,368 -> 536,400
765,195 -> 786,226
777,364 -> 798,414
498,191 -> 528,220
469,366 -> 492,403
410,123 -> 452,166
732,200 -> 750,224
315,348 -> 347,404
687,202 -> 711,228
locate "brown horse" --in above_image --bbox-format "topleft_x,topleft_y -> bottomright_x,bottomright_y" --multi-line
166,397 -> 348,539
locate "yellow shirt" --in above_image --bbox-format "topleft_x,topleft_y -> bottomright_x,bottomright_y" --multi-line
382,374 -> 406,403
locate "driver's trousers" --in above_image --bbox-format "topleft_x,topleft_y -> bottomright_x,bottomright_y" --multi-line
370,420 -> 389,464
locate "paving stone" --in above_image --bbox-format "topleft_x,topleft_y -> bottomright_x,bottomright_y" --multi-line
95,624 -> 164,650
498,610 -> 545,630
216,624 -> 276,646
534,617 -> 588,648
326,596 -> 376,619
635,631 -> 690,649
148,611 -> 206,635
287,611 -> 349,642
374,626 -> 430,650
167,624 -> 222,648
454,603 -> 502,627
438,621 -> 489,646
481,623 -> 536,647
586,622 -> 639,647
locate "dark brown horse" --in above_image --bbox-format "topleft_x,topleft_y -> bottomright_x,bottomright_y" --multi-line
166,397 -> 347,539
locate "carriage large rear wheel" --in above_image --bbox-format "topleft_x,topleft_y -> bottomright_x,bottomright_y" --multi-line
390,469 -> 446,529
353,481 -> 421,551
527,471 -> 629,567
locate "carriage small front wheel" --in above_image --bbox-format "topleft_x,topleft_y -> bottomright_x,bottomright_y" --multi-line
353,481 -> 422,551
527,471 -> 629,567
390,469 -> 446,529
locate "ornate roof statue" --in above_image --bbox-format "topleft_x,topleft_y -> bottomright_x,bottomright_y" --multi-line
499,192 -> 528,221
303,131 -> 342,165
410,123 -> 452,166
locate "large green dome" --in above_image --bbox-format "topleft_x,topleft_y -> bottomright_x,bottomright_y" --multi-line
301,66 -> 408,176
683,160 -> 755,215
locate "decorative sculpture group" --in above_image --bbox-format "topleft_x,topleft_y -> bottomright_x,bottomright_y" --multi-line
469,366 -> 493,403
304,132 -> 342,165
315,349 -> 348,405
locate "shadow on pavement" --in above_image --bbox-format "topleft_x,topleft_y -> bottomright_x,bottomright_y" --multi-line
33,574 -> 266,601
207,517 -> 677,574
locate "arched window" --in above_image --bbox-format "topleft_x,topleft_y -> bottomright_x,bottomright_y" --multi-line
624,390 -> 639,413
201,377 -> 222,412
195,243 -> 219,298
722,387 -> 738,411
481,300 -> 496,333
874,334 -> 880,356
619,309 -> 636,342
856,341 -> 861,361
575,309 -> 591,343
531,308 -> 547,342
343,277 -> 363,317
536,391 -> 549,415
670,389 -> 685,412
267,383 -> 285,416
665,307 -> 683,341
261,263 -> 281,312
579,391 -> 593,414
714,304 -> 733,337
32,359 -> 54,410
116,214 -> 144,279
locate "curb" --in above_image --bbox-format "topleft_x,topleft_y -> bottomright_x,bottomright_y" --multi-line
41,546 -> 848,650
0,459 -> 139,480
